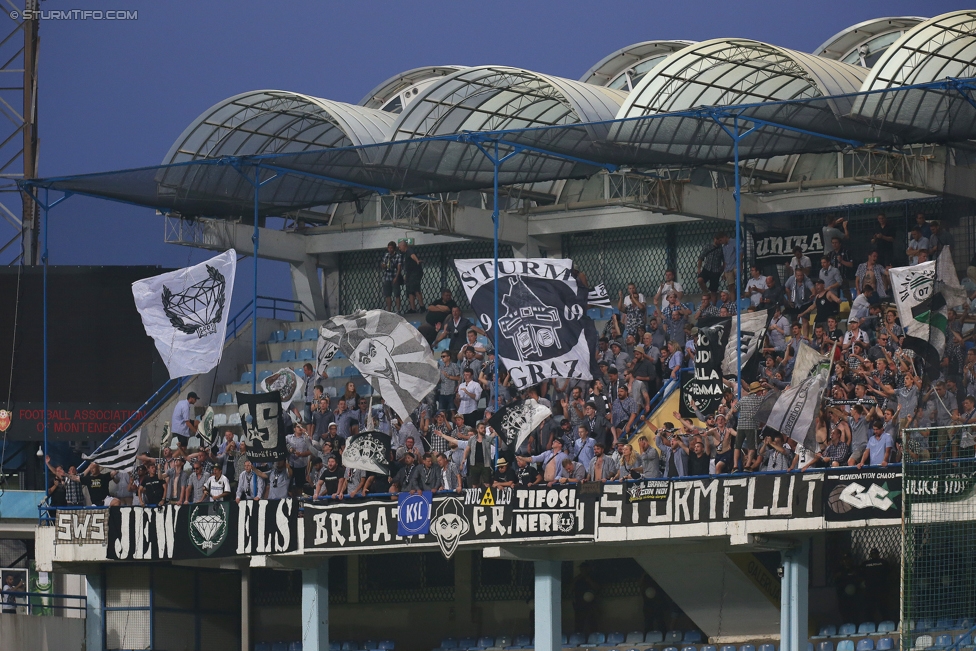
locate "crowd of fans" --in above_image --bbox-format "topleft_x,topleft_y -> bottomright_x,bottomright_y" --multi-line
44,213 -> 976,507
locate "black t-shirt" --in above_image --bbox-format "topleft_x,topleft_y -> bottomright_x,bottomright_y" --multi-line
141,476 -> 164,505
403,247 -> 421,274
516,464 -> 539,486
82,472 -> 112,505
632,357 -> 657,382
368,472 -> 391,494
687,453 -> 710,477
49,477 -> 67,507
317,465 -> 344,495
493,466 -> 517,484
874,224 -> 895,259
815,294 -> 839,320
426,298 -> 458,326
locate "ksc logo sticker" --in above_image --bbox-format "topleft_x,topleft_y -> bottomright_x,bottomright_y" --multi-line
397,491 -> 432,536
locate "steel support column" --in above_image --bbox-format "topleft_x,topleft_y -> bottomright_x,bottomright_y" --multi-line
780,539 -> 810,651
534,560 -> 562,651
252,172 -> 260,393
86,571 -> 104,651
302,561 -> 330,651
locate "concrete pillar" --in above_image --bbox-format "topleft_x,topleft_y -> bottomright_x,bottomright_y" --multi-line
302,561 -> 330,651
780,539 -> 810,651
85,572 -> 103,651
534,560 -> 562,651
512,237 -> 542,259
242,567 -> 251,651
290,255 -> 327,319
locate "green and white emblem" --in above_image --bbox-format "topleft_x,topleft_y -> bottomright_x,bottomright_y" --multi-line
188,502 -> 229,556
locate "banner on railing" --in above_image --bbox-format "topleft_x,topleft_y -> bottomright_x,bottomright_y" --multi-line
107,499 -> 299,560
55,509 -> 109,545
823,469 -> 902,522
599,474 -> 824,527
305,486 -> 596,559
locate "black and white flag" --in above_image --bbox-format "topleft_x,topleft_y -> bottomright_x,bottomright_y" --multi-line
762,369 -> 827,451
454,258 -> 599,390
82,428 -> 146,471
343,430 -> 392,475
317,310 -> 439,421
680,323 -> 725,418
721,309 -> 769,380
236,391 -> 287,462
132,250 -> 237,379
487,398 -> 552,452
199,407 -> 216,449
259,368 -> 305,410
587,284 -> 612,310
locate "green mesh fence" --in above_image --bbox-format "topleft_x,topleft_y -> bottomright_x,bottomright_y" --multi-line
902,452 -> 976,650
339,240 -> 514,314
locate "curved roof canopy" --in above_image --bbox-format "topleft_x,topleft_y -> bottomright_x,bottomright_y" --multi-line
861,10 -> 976,90
815,17 -> 926,67
164,90 -> 394,165
358,65 -> 465,113
579,40 -> 695,91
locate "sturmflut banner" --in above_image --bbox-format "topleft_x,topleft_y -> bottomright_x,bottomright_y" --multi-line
454,259 -> 599,389
107,499 -> 299,561
305,486 -> 596,559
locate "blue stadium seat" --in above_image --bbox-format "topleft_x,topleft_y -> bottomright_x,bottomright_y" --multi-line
666,631 -> 684,644
378,643 -> 394,651
720,645 -> 737,651
299,348 -> 315,361
646,632 -> 665,644
586,308 -> 602,320
272,643 -> 288,651
625,633 -> 644,644
663,647 -> 679,651
279,349 -> 297,362
838,624 -> 857,637
495,636 -> 512,649
913,636 -> 933,650
855,640 -> 874,651
288,643 -> 302,651
737,297 -> 751,311
441,639 -> 458,650
513,635 -> 532,648
934,635 -> 953,649
476,637 -> 494,650
458,638 -> 476,650
216,392 -> 234,405
836,641 -> 854,651
329,643 -> 340,651
955,634 -> 972,647
876,639 -> 894,651
681,646 -> 697,651
916,620 -> 935,632
340,644 -> 355,651
568,633 -> 585,647
702,646 -> 717,651
286,329 -> 302,342
817,642 -> 834,651
936,618 -> 954,631
685,632 -> 703,643
809,644 -> 815,651
363,643 -> 378,651
255,644 -> 271,651
272,330 -> 286,343
877,622 -> 897,634
258,370 -> 273,382
582,632 -> 605,647
240,371 -> 254,384
760,645 -> 776,651
858,623 -> 877,636
561,635 -> 569,646
817,626 -> 838,639
304,328 -> 318,341
343,365 -> 360,376
740,645 -> 755,651
213,413 -> 228,427
608,633 -> 626,645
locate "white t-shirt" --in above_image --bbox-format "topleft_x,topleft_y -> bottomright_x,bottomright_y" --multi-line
205,475 -> 231,500
657,282 -> 682,311
843,329 -> 870,347
457,380 -> 483,415
789,256 -> 812,272
172,400 -> 191,436
623,293 -> 646,308
746,277 -> 766,306
848,294 -> 872,323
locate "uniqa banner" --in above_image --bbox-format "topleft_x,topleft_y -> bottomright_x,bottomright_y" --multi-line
754,229 -> 824,264
823,469 -> 902,522
598,474 -> 823,527
107,499 -> 299,560
453,259 -> 599,390
305,486 -> 596,559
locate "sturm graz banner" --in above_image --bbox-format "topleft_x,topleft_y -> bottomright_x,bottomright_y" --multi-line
305,486 -> 594,559
680,324 -> 724,417
454,259 -> 599,389
236,391 -> 287,462
487,398 -> 551,452
823,469 -> 902,522
343,430 -> 392,475
107,499 -> 299,560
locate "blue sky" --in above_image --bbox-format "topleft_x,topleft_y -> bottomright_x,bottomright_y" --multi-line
29,0 -> 969,308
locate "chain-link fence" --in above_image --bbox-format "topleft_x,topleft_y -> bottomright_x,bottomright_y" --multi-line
902,456 -> 976,651
359,551 -> 455,603
339,240 -> 514,314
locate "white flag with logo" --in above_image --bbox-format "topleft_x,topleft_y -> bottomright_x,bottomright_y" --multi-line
132,250 -> 237,379
82,428 -> 146,471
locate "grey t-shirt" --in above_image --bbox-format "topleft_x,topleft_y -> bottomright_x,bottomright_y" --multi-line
186,472 -> 211,504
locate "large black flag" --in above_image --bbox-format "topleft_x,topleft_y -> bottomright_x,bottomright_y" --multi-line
236,391 -> 287,462
679,324 -> 725,417
487,398 -> 552,452
695,310 -> 769,384
454,258 -> 599,390
343,430 -> 392,475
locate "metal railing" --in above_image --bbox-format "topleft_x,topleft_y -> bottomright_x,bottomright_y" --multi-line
1,590 -> 87,616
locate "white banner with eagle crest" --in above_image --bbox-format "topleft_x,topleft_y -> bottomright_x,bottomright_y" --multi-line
132,250 -> 237,379
454,259 -> 599,390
